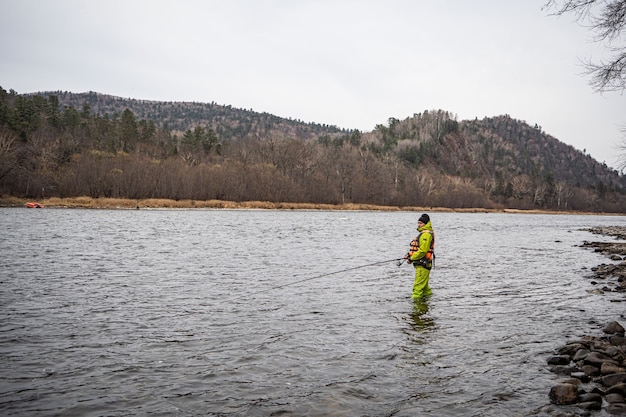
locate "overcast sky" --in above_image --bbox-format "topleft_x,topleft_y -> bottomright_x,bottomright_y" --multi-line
1,0 -> 624,169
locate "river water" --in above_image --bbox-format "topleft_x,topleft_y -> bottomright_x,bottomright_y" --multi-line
1,208 -> 626,417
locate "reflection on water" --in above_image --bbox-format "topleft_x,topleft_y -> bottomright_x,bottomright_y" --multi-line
409,297 -> 435,332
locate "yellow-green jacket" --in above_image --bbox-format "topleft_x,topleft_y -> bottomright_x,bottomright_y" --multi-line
409,221 -> 435,269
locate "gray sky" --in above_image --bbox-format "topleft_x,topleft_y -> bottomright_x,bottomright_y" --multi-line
2,0 -> 624,169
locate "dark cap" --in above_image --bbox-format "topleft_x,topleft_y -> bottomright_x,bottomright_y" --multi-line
418,213 -> 430,224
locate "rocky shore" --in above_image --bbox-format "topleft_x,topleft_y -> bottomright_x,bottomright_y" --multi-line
545,226 -> 626,415
582,226 -> 626,296
546,321 -> 626,415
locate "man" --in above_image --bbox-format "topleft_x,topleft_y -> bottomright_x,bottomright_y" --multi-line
404,213 -> 435,299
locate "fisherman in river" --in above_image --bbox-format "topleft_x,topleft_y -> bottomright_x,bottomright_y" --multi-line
404,213 -> 435,299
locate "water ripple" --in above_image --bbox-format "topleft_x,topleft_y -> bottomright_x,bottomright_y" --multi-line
1,209 -> 625,416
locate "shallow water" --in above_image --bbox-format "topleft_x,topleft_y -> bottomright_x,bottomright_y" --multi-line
1,208 -> 626,416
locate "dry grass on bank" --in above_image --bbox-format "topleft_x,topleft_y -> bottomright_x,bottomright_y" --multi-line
2,195 -> 484,212
1,195 -> 614,215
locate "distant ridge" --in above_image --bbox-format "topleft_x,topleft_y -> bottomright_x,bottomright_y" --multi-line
40,90 -> 347,140
33,90 -> 626,192
4,87 -> 623,212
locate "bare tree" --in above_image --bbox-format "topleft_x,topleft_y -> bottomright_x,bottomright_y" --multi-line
511,174 -> 533,200
554,181 -> 573,208
0,127 -> 18,183
544,0 -> 626,93
545,1 -> 626,166
533,183 -> 548,207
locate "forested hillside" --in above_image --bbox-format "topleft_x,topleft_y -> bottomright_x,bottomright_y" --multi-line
1,87 -> 625,212
47,90 -> 345,140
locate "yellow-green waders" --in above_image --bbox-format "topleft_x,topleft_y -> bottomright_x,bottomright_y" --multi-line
408,221 -> 434,299
411,264 -> 432,299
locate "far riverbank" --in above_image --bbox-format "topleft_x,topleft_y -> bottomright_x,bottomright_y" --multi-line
1,196 -> 621,215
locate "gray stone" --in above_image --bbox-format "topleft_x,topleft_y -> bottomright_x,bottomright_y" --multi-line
582,364 -> 601,376
549,383 -> 578,405
585,351 -> 619,367
550,365 -> 573,375
557,342 -> 587,356
607,383 -> 626,396
608,403 -> 626,415
606,392 -> 625,403
601,373 -> 626,386
573,348 -> 590,361
578,401 -> 602,411
602,362 -> 626,375
578,392 -> 602,403
606,346 -> 625,361
562,377 -> 583,386
611,336 -> 626,345
548,355 -> 571,365
604,321 -> 626,335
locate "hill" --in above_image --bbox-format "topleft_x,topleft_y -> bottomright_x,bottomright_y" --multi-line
2,88 -> 625,212
362,111 -> 623,192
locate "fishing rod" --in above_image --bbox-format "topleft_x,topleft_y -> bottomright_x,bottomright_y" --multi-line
223,257 -> 405,302
265,257 -> 406,292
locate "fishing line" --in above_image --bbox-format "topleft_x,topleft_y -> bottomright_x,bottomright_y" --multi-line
223,257 -> 404,302
269,257 -> 404,291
